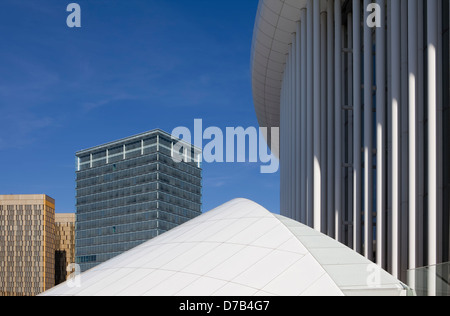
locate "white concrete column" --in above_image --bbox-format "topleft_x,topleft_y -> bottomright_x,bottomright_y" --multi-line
376,0 -> 386,269
327,0 -> 336,238
353,0 -> 362,254
286,45 -> 290,218
285,60 -> 289,217
408,0 -> 418,289
296,22 -> 302,223
364,0 -> 374,261
334,0 -> 342,242
427,0 -> 439,296
285,51 -> 289,217
282,72 -> 285,215
287,47 -> 292,217
284,75 -> 286,216
320,8 -> 328,233
291,41 -> 295,220
437,0 -> 444,275
285,68 -> 288,216
437,0 -> 444,276
290,40 -> 296,220
282,74 -> 284,215
294,22 -> 302,221
284,66 -> 288,216
286,64 -> 290,218
400,0 -> 409,283
307,0 -> 314,228
300,10 -> 308,225
416,0 -> 425,270
347,12 -> 354,248
313,0 -> 322,232
386,0 -> 393,274
390,0 -> 401,279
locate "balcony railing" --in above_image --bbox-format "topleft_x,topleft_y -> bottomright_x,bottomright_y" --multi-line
407,262 -> 450,296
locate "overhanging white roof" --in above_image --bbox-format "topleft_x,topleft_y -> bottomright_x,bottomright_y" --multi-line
252,0 -> 312,131
41,199 -> 408,296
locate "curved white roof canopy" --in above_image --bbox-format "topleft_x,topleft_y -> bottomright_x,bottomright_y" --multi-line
41,199 -> 408,296
251,0 -> 308,131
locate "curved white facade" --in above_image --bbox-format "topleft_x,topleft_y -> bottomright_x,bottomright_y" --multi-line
251,0 -> 308,130
41,199 -> 408,296
251,0 -> 450,294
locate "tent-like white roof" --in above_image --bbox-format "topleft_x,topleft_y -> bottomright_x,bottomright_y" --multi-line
41,199 -> 409,296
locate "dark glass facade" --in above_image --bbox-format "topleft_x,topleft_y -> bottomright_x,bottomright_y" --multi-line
75,130 -> 202,272
54,251 -> 67,285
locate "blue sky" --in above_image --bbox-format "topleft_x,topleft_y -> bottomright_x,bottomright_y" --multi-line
0,0 -> 280,214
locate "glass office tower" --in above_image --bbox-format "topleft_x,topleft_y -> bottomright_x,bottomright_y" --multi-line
75,130 -> 202,272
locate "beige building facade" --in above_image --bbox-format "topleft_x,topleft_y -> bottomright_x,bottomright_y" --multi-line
55,213 -> 76,285
0,195 -> 76,296
0,195 -> 56,296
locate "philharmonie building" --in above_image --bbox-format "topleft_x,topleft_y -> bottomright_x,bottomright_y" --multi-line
251,0 -> 450,294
